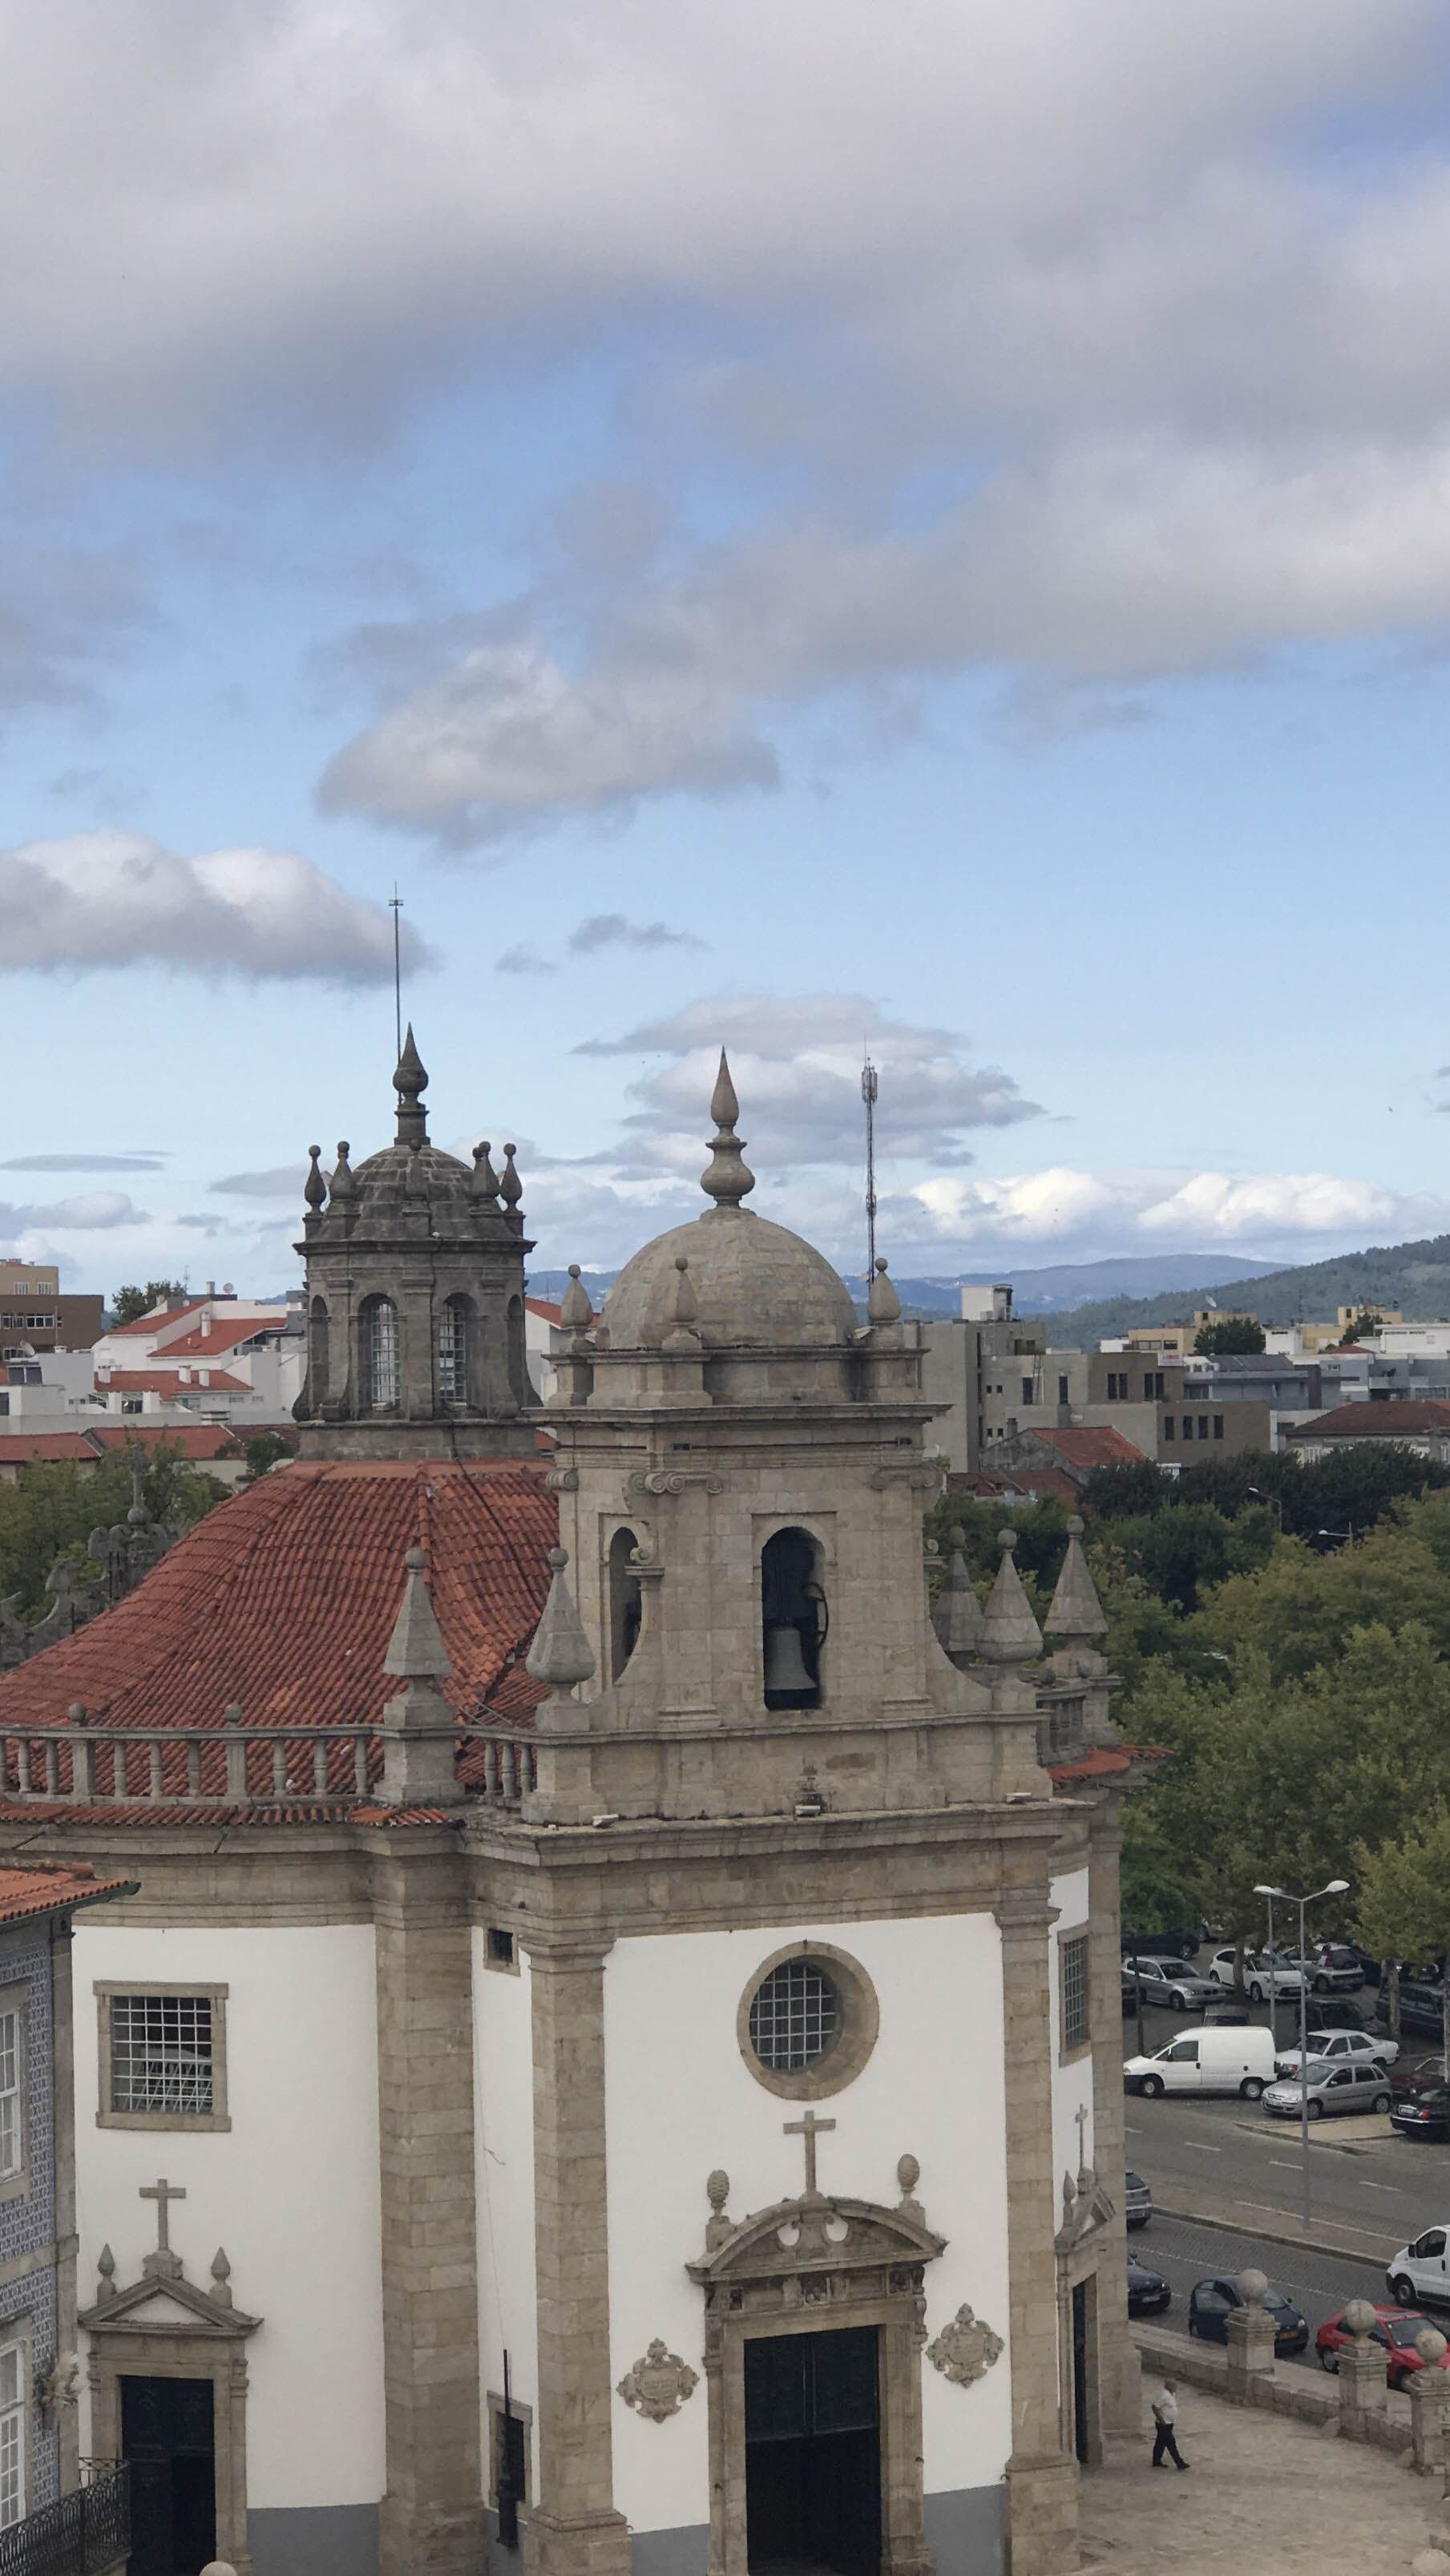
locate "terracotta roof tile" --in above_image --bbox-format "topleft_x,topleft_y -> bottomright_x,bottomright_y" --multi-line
107,1301 -> 210,1338
1286,1400 -> 1450,1440
0,1858 -> 135,1922
161,1317 -> 285,1357
0,1457 -> 555,1740
83,1423 -> 244,1460
99,1369 -> 251,1395
1032,1426 -> 1146,1469
0,1433 -> 100,1465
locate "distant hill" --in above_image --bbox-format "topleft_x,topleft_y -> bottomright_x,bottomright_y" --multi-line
1039,1233 -> 1450,1351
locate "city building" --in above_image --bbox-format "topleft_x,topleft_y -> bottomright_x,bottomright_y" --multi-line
91,1291 -> 301,1427
981,1348 -> 1273,1468
920,1286 -> 1048,1470
0,1263 -> 102,1359
1120,1309 -> 1259,1358
0,1038 -> 1148,2576
1283,1399 -> 1450,1466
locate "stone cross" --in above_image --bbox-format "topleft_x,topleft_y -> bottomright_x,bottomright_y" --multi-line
783,2109 -> 836,2194
140,2176 -> 186,2279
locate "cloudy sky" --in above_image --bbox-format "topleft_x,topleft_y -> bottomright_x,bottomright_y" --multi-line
7,0 -> 1450,1296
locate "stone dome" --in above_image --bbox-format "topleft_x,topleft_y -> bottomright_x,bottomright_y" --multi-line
603,1207 -> 858,1351
350,1140 -> 473,1212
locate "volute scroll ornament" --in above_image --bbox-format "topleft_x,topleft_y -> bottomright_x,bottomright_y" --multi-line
624,1468 -> 727,1503
617,2338 -> 700,2422
927,2303 -> 1004,2388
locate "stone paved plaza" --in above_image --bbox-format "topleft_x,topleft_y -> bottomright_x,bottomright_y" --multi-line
1080,2380 -> 1448,2572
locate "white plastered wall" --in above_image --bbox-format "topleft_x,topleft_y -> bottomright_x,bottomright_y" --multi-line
1048,1865 -> 1093,2200
473,1932 -> 538,2473
71,1923 -> 386,2511
603,1912 -> 1012,2542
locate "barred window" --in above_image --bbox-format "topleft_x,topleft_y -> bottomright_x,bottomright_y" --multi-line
749,1958 -> 840,2074
109,1993 -> 214,2117
1060,1933 -> 1090,2054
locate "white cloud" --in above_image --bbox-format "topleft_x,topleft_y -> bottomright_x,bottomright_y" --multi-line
0,832 -> 432,982
909,1166 -> 1444,1253
0,1191 -> 142,1233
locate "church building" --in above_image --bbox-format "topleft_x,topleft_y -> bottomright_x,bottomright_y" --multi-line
0,1038 -> 1144,2576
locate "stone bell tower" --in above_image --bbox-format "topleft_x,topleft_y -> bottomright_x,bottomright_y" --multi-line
293,1026 -> 538,1459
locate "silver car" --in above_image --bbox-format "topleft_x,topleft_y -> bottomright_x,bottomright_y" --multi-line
1125,2169 -> 1153,2230
1262,2058 -> 1393,2120
1121,1956 -> 1219,2011
1273,2029 -> 1398,2077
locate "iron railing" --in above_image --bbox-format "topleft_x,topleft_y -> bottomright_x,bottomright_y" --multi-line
0,2463 -> 129,2576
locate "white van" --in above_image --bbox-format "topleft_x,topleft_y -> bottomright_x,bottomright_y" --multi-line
1387,2227 -> 1450,2309
1124,2025 -> 1278,2102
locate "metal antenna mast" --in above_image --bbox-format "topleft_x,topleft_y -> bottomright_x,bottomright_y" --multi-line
862,1052 -> 878,1280
389,886 -> 403,1060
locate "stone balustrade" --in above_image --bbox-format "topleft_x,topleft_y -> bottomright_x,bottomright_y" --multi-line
0,1713 -> 538,1813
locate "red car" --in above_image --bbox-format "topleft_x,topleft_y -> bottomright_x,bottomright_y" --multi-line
1391,2056 -> 1449,2101
1316,2303 -> 1448,2388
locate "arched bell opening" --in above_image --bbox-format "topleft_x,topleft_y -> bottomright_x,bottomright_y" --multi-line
306,1295 -> 329,1414
761,1527 -> 827,1710
608,1526 -> 644,1680
359,1294 -> 400,1411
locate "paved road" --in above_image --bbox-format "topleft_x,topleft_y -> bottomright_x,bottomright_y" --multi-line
1121,1986 -> 1450,2251
1130,2212 -> 1393,2370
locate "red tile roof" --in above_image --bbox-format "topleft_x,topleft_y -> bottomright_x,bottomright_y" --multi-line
98,1369 -> 251,1396
1286,1400 -> 1450,1441
1048,1744 -> 1166,1787
1031,1426 -> 1147,1469
0,1433 -> 101,1466
0,1458 -> 555,1741
83,1423 -> 245,1460
162,1317 -> 285,1358
106,1301 -> 210,1338
0,1858 -> 136,1923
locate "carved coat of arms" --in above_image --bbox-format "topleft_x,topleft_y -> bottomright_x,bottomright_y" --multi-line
617,2338 -> 700,2422
927,2303 -> 1004,2388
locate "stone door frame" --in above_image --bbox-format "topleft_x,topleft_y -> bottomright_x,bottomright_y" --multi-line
86,2331 -> 253,2576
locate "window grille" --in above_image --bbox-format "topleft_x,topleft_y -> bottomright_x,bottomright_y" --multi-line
363,1299 -> 399,1410
0,2011 -> 20,2181
0,2346 -> 23,2530
109,1993 -> 214,2117
438,1300 -> 470,1405
749,1958 -> 840,2073
1060,1933 -> 1090,2053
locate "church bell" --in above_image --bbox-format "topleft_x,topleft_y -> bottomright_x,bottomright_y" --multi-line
762,1621 -> 814,1701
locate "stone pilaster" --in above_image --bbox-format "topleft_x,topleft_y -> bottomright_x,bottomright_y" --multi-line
1224,2301 -> 1275,2398
996,1894 -> 1079,2575
50,1921 -> 79,2497
1087,1810 -> 1140,2437
1336,2331 -> 1387,2443
1410,2363 -> 1450,2475
523,1936 -> 631,2576
371,1841 -> 483,2576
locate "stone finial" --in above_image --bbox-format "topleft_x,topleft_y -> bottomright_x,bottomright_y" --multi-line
866,1257 -> 901,1325
223,1702 -> 244,1726
1237,2268 -> 1268,2307
329,1141 -> 354,1200
705,2168 -> 732,2250
1044,1514 -> 1107,1644
1417,2328 -> 1448,2364
472,1141 -> 500,1202
559,1264 -> 593,1331
500,1145 -> 523,1229
382,1546 -> 452,1681
304,1145 -> 327,1211
525,1547 -> 596,1693
932,1524 -> 985,1664
896,2153 -> 923,2219
660,1254 -> 702,1354
701,1048 -> 755,1210
394,1023 -> 429,1145
978,1528 -> 1042,1665
1343,2297 -> 1379,2338
210,2247 -> 233,2309
95,2244 -> 115,2303
67,1701 -> 87,1726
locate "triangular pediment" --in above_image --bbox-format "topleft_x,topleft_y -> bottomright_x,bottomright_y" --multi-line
689,2193 -> 945,2287
79,2268 -> 260,2339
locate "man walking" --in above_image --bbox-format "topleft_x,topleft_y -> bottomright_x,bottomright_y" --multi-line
1150,2377 -> 1189,2469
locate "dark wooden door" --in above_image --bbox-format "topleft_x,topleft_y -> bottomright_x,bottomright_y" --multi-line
1072,2282 -> 1090,2465
745,2327 -> 881,2574
121,2376 -> 216,2576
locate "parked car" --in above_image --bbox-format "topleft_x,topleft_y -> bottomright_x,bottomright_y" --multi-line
1124,2026 -> 1277,2100
1188,2274 -> 1308,2355
1127,2257 -> 1171,2318
1379,1968 -> 1446,2039
1201,1996 -> 1253,2027
1278,1944 -> 1365,1994
1124,2170 -> 1153,2230
1262,2060 -> 1393,2121
1206,1948 -> 1302,2003
1391,2085 -> 1450,2142
1388,2227 -> 1450,2308
1121,1956 -> 1219,2012
1273,2029 -> 1397,2077
1296,1995 -> 1369,2035
1391,2057 -> 1449,2102
1344,1942 -> 1381,1984
1121,1929 -> 1202,1961
1315,2304 -> 1445,2387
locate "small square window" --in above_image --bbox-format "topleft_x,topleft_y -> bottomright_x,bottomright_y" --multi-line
1164,1416 -> 1175,1439
486,1927 -> 518,1972
1198,1415 -> 1209,1440
95,1984 -> 229,2132
1060,1932 -> 1090,2056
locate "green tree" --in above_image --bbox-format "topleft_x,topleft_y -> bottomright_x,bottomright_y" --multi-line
1193,1317 -> 1266,1355
1189,1512 -> 1450,1685
109,1279 -> 187,1327
923,1492 -> 1069,1592
1354,1817 -> 1450,2065
240,1431 -> 293,1484
0,1445 -> 226,1617
1093,1501 -> 1272,1616
1080,1460 -> 1169,1520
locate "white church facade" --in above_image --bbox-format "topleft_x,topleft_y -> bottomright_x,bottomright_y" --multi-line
0,1041 -> 1144,2576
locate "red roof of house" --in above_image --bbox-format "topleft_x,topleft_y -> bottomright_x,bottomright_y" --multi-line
0,1432 -> 101,1467
0,1459 -> 555,1746
162,1316 -> 285,1358
0,1858 -> 136,1923
1028,1426 -> 1146,1470
98,1369 -> 251,1396
106,1301 -> 209,1338
948,1467 -> 1080,1504
83,1423 -> 245,1460
1286,1400 -> 1450,1442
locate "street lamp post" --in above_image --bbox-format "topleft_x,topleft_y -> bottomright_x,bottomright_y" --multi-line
1258,1888 -> 1278,2052
1246,1484 -> 1283,1534
1254,1878 -> 1350,2233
